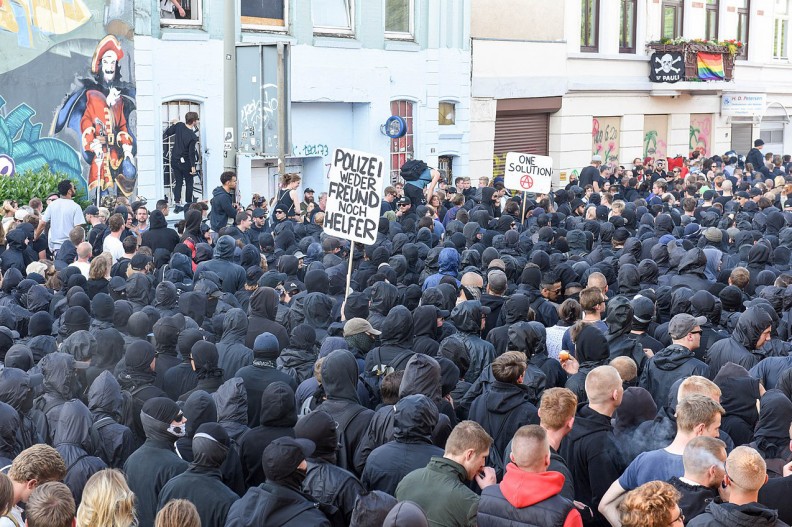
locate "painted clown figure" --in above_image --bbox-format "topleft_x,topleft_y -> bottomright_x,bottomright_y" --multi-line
56,35 -> 137,200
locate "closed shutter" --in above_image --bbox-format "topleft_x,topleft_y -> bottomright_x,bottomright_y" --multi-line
731,123 -> 753,156
493,114 -> 549,178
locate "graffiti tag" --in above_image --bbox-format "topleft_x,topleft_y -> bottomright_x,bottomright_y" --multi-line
292,144 -> 329,157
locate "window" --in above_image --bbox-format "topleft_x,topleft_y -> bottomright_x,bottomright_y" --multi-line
390,100 -> 414,183
385,0 -> 413,38
662,0 -> 684,39
161,100 -> 204,204
241,0 -> 287,31
581,0 -> 598,52
439,101 -> 456,126
774,0 -> 789,59
312,0 -> 354,35
705,0 -> 718,40
619,0 -> 636,53
736,0 -> 749,58
160,0 -> 202,26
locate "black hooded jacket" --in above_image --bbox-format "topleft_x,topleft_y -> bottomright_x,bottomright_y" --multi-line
0,368 -> 42,451
0,401 -> 19,467
361,394 -> 444,496
218,308 -> 253,381
413,305 -> 442,357
239,381 -> 298,488
752,390 -> 792,473
706,306 -> 772,378
245,287 -> 289,351
141,210 -> 179,254
54,400 -> 107,504
277,324 -> 318,384
605,296 -> 648,374
87,370 -> 135,468
639,344 -> 709,407
364,306 -> 415,374
196,235 -> 247,293
565,325 -> 610,403
714,363 -> 760,447
33,352 -> 77,443
687,500 -> 788,527
440,301 -> 496,384
367,282 -> 400,331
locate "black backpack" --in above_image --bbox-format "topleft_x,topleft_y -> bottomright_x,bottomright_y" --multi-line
399,160 -> 428,182
359,348 -> 412,408
88,416 -> 116,465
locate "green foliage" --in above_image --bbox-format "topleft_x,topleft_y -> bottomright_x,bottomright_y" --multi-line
0,165 -> 91,209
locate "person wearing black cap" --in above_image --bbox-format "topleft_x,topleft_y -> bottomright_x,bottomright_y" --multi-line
158,422 -> 240,527
124,397 -> 189,527
395,196 -> 416,223
177,341 -> 224,401
117,340 -> 168,446
226,436 -> 330,527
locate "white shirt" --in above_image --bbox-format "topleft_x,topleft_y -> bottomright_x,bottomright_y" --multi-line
0,505 -> 24,526
42,197 -> 84,252
103,235 -> 124,264
69,260 -> 91,278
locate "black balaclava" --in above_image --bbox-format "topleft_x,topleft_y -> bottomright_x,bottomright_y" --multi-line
140,397 -> 185,443
191,341 -> 223,380
91,293 -> 115,322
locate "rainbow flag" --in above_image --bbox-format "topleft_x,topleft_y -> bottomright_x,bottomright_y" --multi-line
697,52 -> 725,80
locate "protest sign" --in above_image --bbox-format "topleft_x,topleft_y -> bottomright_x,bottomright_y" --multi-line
324,147 -> 386,246
504,152 -> 553,194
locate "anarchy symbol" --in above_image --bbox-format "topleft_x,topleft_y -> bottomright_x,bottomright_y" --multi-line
520,174 -> 534,189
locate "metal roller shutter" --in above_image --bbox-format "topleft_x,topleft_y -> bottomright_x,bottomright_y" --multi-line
731,123 -> 753,156
493,114 -> 549,177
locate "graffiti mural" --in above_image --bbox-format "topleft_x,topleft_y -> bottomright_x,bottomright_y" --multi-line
690,114 -> 712,157
0,0 -> 135,200
643,114 -> 668,161
592,117 -> 620,164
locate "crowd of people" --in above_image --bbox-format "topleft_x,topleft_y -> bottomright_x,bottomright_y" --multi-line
1,140 -> 792,526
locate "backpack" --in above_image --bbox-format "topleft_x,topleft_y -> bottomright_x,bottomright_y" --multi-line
118,385 -> 149,434
359,347 -> 413,408
89,417 -> 116,465
399,160 -> 429,182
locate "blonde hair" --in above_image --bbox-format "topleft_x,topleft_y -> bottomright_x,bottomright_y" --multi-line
89,253 -> 112,281
727,446 -> 767,492
675,394 -> 724,433
8,444 -> 66,484
539,388 -> 578,430
619,481 -> 680,527
76,469 -> 136,527
155,499 -> 200,527
678,376 -> 721,402
444,421 -> 492,457
610,356 -> 637,383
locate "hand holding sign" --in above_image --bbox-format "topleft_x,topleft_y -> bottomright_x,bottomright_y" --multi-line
504,152 -> 553,194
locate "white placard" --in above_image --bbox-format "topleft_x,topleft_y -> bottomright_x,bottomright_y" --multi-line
504,152 -> 553,194
324,148 -> 386,245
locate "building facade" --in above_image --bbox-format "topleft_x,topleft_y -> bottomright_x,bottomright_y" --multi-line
470,0 -> 792,187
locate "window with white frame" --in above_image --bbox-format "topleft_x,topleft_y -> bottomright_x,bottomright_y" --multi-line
385,0 -> 413,39
312,0 -> 354,35
705,0 -> 718,41
736,0 -> 749,58
159,0 -> 202,26
241,0 -> 287,31
390,100 -> 414,183
774,0 -> 789,59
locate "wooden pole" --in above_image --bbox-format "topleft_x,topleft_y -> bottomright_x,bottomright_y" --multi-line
521,191 -> 527,225
345,243 -> 355,300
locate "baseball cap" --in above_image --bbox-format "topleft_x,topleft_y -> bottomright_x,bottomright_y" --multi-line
285,281 -> 301,293
631,296 -> 655,324
84,205 -> 100,216
488,259 -> 506,272
704,227 -> 722,243
447,187 -> 457,194
293,251 -> 305,260
668,313 -> 707,340
304,188 -> 315,194
109,276 -> 126,292
702,190 -> 715,201
735,191 -> 750,199
273,205 -> 287,214
749,188 -> 762,197
262,437 -> 316,481
755,139 -> 765,147
592,155 -> 602,162
252,208 -> 266,218
13,209 -> 27,221
343,318 -> 382,337
397,197 -> 411,206
258,272 -> 287,289
130,254 -> 152,271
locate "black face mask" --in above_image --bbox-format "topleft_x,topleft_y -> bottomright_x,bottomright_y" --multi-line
20,387 -> 34,413
277,468 -> 307,492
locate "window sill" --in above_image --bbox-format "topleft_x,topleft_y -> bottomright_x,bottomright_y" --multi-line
384,40 -> 420,52
160,28 -> 209,40
568,52 -> 649,61
313,36 -> 362,49
439,130 -> 464,140
240,32 -> 297,44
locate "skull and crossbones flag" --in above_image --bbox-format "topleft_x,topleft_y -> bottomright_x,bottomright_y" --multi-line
649,51 -> 684,83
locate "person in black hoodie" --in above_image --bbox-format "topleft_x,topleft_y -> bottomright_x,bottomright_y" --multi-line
468,351 -> 539,477
214,376 -> 250,443
364,305 -> 415,379
295,409 -> 365,527
86,370 -> 134,469
690,290 -> 729,361
277,323 -> 317,384
0,401 -> 19,467
236,333 -> 297,425
560,365 -> 625,527
412,305 -> 445,357
225,436 -> 330,527
32,351 -> 77,443
605,295 -> 648,375
239,381 -> 297,488
639,313 -> 710,407
565,324 -> 610,403
0,367 -> 42,451
751,390 -> 792,477
315,349 -> 374,476
178,341 -> 224,401
486,293 -> 531,357
706,306 -> 772,378
367,281 -> 400,331
440,300 -> 495,384
245,287 -> 289,351
209,172 -> 239,233
217,308 -> 253,381
153,281 -> 179,317
54,399 -> 107,504
195,235 -> 246,294
151,315 -> 181,392
516,320 -> 567,389
117,341 -> 168,446
142,209 -> 179,254
88,292 -> 114,334
714,363 -> 760,448
158,422 -> 240,527
362,394 -> 444,496
124,397 -> 189,527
